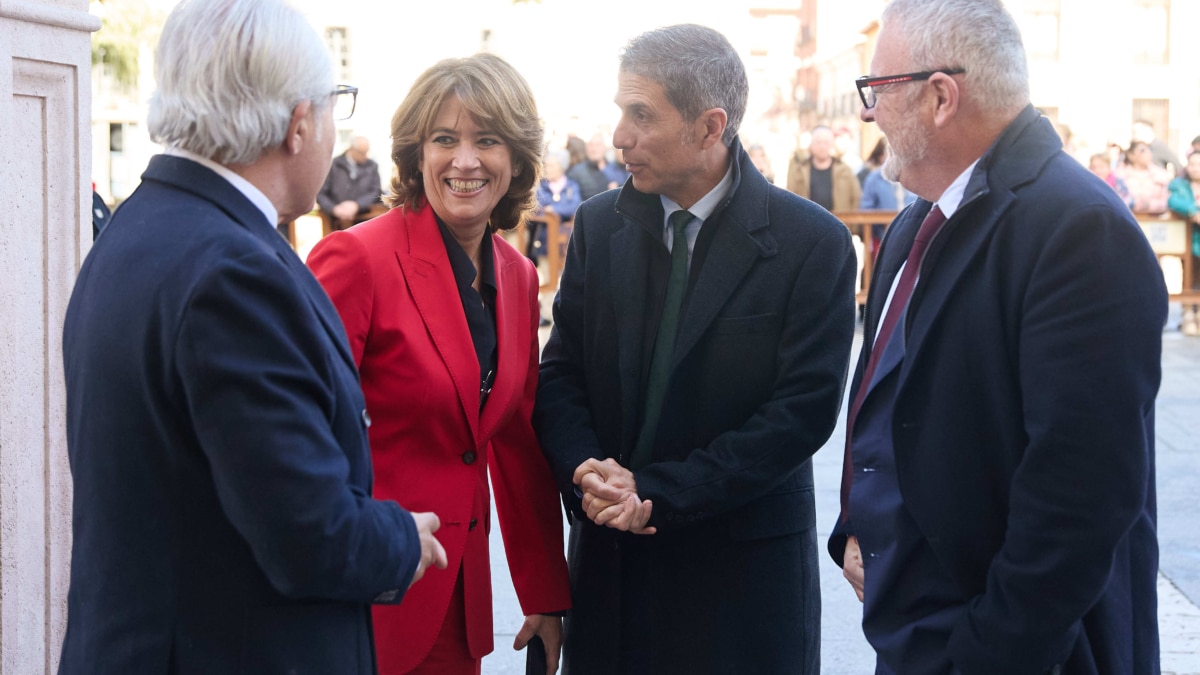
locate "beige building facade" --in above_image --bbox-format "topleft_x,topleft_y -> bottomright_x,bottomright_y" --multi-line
805,0 -> 1200,168
0,0 -> 98,671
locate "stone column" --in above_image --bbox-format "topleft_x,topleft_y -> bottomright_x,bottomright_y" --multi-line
0,0 -> 98,671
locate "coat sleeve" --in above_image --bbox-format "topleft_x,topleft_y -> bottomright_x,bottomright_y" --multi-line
946,204 -> 1167,672
489,259 -> 572,616
175,247 -> 419,602
535,206 -> 608,515
635,221 -> 857,530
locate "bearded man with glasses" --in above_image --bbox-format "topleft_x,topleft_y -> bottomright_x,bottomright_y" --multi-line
831,1 -> 1166,673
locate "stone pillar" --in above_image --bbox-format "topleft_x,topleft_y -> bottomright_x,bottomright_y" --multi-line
0,0 -> 98,671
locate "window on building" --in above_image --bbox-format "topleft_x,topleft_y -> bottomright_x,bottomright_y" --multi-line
1021,0 -> 1061,62
1131,0 -> 1170,65
325,27 -> 352,84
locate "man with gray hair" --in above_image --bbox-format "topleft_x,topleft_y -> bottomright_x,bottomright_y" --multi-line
536,23 -> 856,673
59,0 -> 445,672
317,135 -> 384,230
832,0 -> 1165,672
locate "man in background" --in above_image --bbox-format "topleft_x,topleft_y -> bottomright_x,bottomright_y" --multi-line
568,131 -> 625,200
59,1 -> 444,672
833,0 -> 1165,672
787,124 -> 862,213
317,135 -> 384,230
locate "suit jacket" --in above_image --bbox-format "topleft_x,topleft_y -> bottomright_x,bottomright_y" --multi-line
786,153 -> 862,213
60,155 -> 421,675
536,140 -> 857,673
831,106 -> 1166,674
307,205 -> 571,674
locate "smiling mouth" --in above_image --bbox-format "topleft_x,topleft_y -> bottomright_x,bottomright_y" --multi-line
448,179 -> 486,192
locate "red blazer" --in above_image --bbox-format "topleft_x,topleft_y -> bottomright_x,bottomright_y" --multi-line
307,204 -> 570,673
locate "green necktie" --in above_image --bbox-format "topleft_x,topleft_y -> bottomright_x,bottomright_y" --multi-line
631,209 -> 694,469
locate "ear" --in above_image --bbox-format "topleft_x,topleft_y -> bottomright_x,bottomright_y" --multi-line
929,73 -> 959,129
697,107 -> 729,149
285,100 -> 313,156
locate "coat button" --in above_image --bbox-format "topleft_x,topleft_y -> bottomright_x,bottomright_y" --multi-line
469,518 -> 478,531
361,408 -> 371,428
462,450 -> 476,465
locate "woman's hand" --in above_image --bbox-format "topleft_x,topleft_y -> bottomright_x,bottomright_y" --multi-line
514,613 -> 563,674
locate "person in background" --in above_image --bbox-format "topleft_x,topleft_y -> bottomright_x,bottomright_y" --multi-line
1168,150 -> 1200,336
317,135 -> 384,230
859,141 -> 917,212
529,147 -> 582,263
90,182 -> 111,240
536,23 -> 856,673
59,1 -> 445,672
565,134 -> 587,172
1118,139 -> 1171,213
747,143 -> 776,184
307,53 -> 570,675
834,126 -> 863,176
860,141 -> 917,261
833,0 -> 1165,672
568,131 -> 622,201
787,124 -> 862,213
1132,119 -> 1182,177
1088,152 -> 1135,209
857,136 -> 888,185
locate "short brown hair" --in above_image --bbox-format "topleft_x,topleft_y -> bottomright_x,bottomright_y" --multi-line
386,53 -> 542,232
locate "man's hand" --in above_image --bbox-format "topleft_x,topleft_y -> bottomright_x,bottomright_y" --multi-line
573,458 -> 656,534
843,534 -> 865,602
595,493 -> 656,534
332,199 -> 359,222
513,614 -> 563,674
408,511 -> 448,587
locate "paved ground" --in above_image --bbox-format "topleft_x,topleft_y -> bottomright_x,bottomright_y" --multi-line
480,302 -> 1200,673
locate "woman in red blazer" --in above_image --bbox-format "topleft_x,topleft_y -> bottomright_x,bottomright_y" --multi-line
307,54 -> 570,675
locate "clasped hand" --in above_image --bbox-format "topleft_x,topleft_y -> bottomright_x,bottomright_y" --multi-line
572,458 -> 656,535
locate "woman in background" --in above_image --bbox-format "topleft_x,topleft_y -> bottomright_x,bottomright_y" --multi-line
1118,139 -> 1171,213
1168,150 -> 1200,336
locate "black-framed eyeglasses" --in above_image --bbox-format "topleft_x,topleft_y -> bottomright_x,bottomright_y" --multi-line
331,84 -> 358,121
855,68 -> 965,109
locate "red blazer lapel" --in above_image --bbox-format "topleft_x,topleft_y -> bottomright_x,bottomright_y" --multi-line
396,207 -> 481,439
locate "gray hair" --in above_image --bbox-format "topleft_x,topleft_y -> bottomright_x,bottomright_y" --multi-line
882,0 -> 1028,119
619,24 -> 748,146
147,0 -> 333,165
544,148 -> 570,171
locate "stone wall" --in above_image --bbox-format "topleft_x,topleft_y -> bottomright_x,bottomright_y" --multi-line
0,0 -> 98,670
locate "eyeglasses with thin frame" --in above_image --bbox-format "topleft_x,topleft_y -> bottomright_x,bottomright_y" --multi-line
855,68 -> 965,109
331,85 -> 358,121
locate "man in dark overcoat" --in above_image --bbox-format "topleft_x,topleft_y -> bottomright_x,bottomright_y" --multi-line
535,23 -> 857,674
59,1 -> 445,672
832,1 -> 1166,672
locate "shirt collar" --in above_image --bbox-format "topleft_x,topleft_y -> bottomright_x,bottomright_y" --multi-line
163,147 -> 278,226
659,161 -> 735,230
435,216 -> 495,293
931,159 -> 979,220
